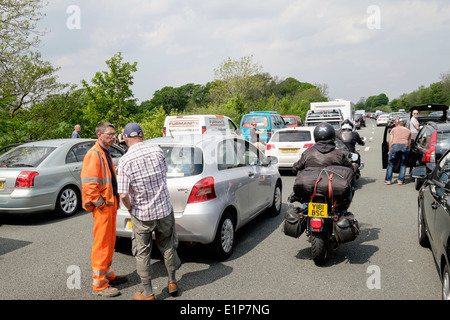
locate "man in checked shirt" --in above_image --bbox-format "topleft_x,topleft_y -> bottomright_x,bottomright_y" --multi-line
117,122 -> 181,300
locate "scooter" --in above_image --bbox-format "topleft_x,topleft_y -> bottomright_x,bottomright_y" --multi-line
284,178 -> 360,265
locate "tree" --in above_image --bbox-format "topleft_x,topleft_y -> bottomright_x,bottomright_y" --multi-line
81,52 -> 137,133
209,55 -> 265,107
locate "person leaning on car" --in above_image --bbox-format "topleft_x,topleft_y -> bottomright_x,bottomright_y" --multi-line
409,110 -> 420,140
384,120 -> 411,185
117,122 -> 181,300
80,121 -> 127,297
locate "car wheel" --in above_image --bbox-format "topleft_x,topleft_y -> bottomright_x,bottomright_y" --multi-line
267,181 -> 282,216
417,200 -> 430,247
54,186 -> 80,218
209,211 -> 235,261
443,264 -> 449,300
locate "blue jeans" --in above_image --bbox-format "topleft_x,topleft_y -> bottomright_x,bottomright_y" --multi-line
385,144 -> 409,183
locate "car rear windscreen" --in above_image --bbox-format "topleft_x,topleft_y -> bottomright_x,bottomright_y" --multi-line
0,146 -> 56,167
161,146 -> 203,178
272,131 -> 312,142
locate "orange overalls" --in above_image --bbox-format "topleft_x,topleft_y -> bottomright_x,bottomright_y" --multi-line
81,142 -> 119,291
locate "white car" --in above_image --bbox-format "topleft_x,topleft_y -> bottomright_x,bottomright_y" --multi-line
377,114 -> 390,126
116,134 -> 282,260
265,127 -> 315,170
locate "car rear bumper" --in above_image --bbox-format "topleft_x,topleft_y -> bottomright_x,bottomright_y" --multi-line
0,192 -> 55,214
116,200 -> 223,244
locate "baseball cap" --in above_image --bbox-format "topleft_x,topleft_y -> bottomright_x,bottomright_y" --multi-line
123,122 -> 143,138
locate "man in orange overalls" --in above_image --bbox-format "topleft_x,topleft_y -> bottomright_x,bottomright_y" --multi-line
81,121 -> 127,297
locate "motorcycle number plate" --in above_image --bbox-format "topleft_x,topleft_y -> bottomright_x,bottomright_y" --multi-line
308,202 -> 328,218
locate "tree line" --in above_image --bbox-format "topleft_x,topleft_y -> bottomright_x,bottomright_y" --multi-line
2,1 -> 450,148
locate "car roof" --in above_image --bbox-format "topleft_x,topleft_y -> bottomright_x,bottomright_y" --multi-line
14,138 -> 96,147
425,122 -> 450,130
274,127 -> 315,133
145,134 -> 243,147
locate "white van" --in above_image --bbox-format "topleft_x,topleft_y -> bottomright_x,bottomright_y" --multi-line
163,115 -> 240,136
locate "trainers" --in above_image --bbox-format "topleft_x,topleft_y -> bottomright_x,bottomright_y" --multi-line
168,281 -> 178,295
398,182 -> 404,185
384,181 -> 391,185
93,286 -> 120,297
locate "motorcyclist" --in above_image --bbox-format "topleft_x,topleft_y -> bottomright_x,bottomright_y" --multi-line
292,122 -> 355,174
292,122 -> 356,211
337,119 -> 365,166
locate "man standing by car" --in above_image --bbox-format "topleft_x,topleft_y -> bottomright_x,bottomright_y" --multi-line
409,110 -> 420,140
385,120 -> 411,185
81,121 -> 127,297
117,122 -> 181,300
72,124 -> 81,138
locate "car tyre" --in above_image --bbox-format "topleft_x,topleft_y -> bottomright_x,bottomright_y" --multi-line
209,211 -> 235,261
443,264 -> 449,300
417,200 -> 430,248
267,181 -> 282,216
54,186 -> 80,218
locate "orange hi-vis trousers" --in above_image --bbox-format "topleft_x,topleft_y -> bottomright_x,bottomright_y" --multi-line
91,200 -> 118,291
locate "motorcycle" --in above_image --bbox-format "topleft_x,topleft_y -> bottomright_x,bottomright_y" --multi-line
283,166 -> 360,265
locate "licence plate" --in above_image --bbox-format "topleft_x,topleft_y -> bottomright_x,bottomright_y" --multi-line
280,148 -> 299,153
308,202 -> 328,218
0,181 -> 3,189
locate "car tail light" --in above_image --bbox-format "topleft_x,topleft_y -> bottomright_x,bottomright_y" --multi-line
423,131 -> 437,163
303,143 -> 314,148
187,176 -> 216,203
266,144 -> 276,150
15,171 -> 39,187
201,126 -> 206,134
163,128 -> 166,136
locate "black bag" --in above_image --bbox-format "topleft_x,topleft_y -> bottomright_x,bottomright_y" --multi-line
333,213 -> 360,244
293,166 -> 354,203
283,207 -> 306,238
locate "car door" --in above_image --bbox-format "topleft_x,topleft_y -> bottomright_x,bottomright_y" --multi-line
66,141 -> 95,183
237,139 -> 272,217
426,152 -> 450,250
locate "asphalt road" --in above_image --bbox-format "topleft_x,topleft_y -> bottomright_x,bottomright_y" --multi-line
0,119 -> 442,301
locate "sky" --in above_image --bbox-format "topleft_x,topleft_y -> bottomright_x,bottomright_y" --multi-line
37,0 -> 450,105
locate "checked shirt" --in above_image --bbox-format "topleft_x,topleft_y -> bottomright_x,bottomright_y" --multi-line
117,142 -> 172,221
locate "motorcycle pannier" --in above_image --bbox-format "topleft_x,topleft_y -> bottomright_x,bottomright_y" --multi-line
283,207 -> 305,238
293,165 -> 354,203
334,213 -> 360,243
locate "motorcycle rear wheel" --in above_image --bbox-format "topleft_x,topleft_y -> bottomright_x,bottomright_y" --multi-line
311,231 -> 328,265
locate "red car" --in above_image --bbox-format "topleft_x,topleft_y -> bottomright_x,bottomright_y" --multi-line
282,115 -> 303,127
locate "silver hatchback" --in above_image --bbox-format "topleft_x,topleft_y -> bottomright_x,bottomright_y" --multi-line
0,139 -> 125,217
116,134 -> 282,260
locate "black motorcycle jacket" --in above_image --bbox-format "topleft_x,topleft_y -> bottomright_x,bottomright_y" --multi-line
292,139 -> 354,175
339,131 -> 365,153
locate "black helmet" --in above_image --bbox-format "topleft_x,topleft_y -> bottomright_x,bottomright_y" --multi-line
313,122 -> 336,142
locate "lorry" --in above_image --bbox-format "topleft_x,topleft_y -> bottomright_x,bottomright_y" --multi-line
310,99 -> 355,122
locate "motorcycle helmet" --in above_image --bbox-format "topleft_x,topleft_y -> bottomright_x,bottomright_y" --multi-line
341,119 -> 354,131
313,122 -> 335,142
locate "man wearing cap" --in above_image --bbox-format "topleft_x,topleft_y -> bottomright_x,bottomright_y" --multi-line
117,122 -> 181,300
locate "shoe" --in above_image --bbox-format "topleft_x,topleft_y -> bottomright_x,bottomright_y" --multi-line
109,275 -> 127,286
168,281 -> 178,294
134,291 -> 156,300
384,181 -> 391,185
398,182 -> 404,185
92,286 -> 120,297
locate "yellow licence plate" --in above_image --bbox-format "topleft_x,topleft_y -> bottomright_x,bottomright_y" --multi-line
308,202 -> 328,218
0,181 -> 3,189
280,148 -> 299,153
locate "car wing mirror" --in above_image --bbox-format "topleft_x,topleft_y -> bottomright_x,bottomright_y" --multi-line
411,166 -> 427,179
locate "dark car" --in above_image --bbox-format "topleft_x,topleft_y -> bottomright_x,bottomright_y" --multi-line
382,104 -> 450,186
354,114 -> 365,128
411,149 -> 450,300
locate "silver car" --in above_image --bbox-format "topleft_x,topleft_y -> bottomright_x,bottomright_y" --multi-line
116,134 -> 282,260
0,139 -> 125,217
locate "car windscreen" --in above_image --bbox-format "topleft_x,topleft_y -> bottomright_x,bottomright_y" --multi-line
271,131 -> 312,142
241,116 -> 268,127
0,146 -> 56,167
282,117 -> 296,125
161,146 -> 203,178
